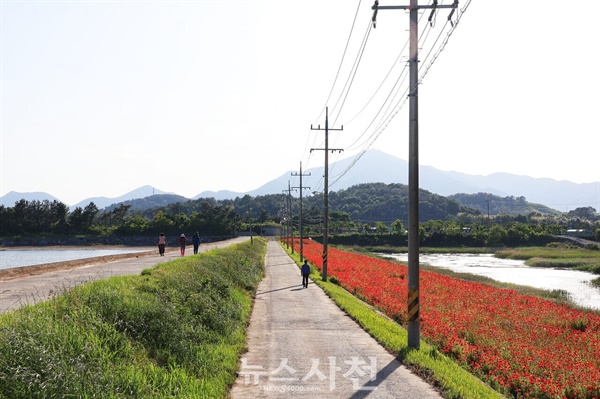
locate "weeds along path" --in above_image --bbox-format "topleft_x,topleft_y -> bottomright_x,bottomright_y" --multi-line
0,237 -> 249,313
230,240 -> 442,398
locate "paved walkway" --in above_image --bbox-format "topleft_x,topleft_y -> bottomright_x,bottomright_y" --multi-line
230,240 -> 441,399
0,237 -> 249,313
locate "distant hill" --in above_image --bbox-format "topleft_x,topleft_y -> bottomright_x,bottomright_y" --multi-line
192,190 -> 242,201
324,182 -> 465,223
70,185 -> 174,210
0,191 -> 64,207
104,194 -> 190,212
448,193 -> 561,216
3,150 -> 598,213
194,150 -> 598,212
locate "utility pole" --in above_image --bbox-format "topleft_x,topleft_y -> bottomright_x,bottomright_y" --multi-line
281,189 -> 290,249
292,162 -> 311,262
311,107 -> 343,282
372,0 -> 458,349
282,183 -> 296,252
249,207 -> 253,244
289,181 -> 294,254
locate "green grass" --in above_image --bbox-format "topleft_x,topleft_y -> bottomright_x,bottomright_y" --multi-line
0,238 -> 266,399
496,245 -> 600,274
287,250 -> 504,399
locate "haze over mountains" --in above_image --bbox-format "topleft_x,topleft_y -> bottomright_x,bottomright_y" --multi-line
2,150 -> 598,212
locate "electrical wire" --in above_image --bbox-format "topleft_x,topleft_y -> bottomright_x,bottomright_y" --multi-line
338,2 -> 433,154
330,19 -> 373,126
326,17 -> 375,180
312,0 -> 364,126
328,0 -> 471,188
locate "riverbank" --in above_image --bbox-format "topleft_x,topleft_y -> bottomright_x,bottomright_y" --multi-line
0,245 -> 171,280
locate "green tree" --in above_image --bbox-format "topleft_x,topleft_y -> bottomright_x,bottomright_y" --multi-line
49,200 -> 69,233
488,225 -> 508,246
391,219 -> 404,235
115,214 -> 150,235
567,206 -> 597,220
375,222 -> 388,234
506,222 -> 534,246
151,210 -> 175,234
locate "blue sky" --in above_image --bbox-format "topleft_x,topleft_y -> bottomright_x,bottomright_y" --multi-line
1,0 -> 599,205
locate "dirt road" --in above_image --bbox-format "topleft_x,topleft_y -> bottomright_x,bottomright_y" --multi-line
0,237 -> 249,313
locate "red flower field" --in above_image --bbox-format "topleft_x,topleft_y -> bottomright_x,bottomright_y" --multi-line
292,238 -> 600,399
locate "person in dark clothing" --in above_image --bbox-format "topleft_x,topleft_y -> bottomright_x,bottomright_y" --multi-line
301,260 -> 310,288
192,232 -> 200,254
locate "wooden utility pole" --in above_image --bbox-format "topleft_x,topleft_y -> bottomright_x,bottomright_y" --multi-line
372,0 -> 458,349
311,107 -> 343,282
292,162 -> 311,262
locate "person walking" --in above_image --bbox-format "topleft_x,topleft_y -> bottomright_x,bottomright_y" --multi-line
178,234 -> 188,256
301,260 -> 310,288
156,233 -> 167,256
192,232 -> 200,254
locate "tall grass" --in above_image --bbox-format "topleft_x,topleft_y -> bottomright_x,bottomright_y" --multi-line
0,239 -> 266,399
496,245 -> 600,274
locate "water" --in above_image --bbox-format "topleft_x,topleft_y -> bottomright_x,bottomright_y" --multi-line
0,248 -> 153,270
382,253 -> 600,310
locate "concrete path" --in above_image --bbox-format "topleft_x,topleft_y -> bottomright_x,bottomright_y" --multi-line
0,237 -> 249,313
230,240 -> 441,399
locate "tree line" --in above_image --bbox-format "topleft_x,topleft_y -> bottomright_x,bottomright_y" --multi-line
0,199 -> 239,237
1,182 -> 599,246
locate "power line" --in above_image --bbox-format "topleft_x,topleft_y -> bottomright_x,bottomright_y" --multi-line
330,19 -> 374,126
330,0 -> 470,189
312,0 -> 365,126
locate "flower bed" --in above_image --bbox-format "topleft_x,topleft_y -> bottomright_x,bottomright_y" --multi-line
294,238 -> 600,399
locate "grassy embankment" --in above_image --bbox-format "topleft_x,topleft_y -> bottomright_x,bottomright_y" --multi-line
284,245 -> 505,399
0,238 -> 266,399
495,245 -> 600,287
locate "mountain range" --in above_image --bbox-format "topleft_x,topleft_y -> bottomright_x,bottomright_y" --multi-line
2,150 -> 599,212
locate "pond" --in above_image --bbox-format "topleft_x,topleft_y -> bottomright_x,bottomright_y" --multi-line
381,253 -> 600,310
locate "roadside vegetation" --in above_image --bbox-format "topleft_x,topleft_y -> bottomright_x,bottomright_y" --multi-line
496,244 -> 600,290
495,244 -> 600,274
0,239 -> 266,399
